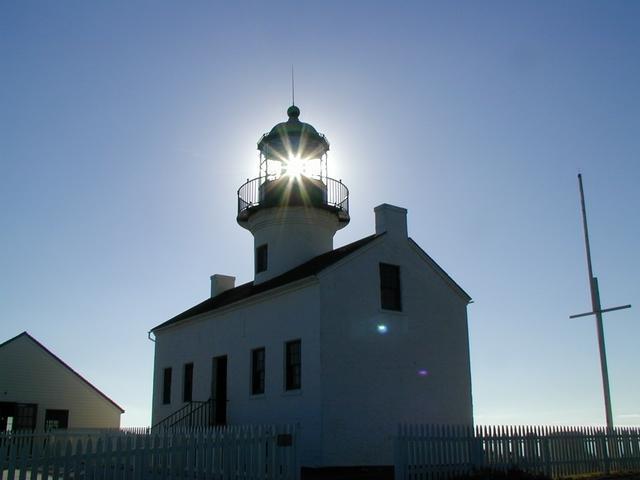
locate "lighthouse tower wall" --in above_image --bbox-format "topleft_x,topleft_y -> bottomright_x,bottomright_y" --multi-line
247,206 -> 341,284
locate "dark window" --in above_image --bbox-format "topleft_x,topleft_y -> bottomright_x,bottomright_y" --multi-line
162,367 -> 172,405
251,348 -> 265,395
15,404 -> 37,431
1,403 -> 37,432
44,409 -> 69,430
285,340 -> 301,391
183,363 -> 194,402
380,263 -> 402,311
256,244 -> 268,273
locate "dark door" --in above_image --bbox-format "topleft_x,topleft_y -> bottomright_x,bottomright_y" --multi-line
0,402 -> 16,432
211,355 -> 228,425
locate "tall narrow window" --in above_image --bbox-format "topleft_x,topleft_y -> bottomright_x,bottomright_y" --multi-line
14,404 -> 37,431
251,348 -> 265,395
183,363 -> 194,402
380,263 -> 402,311
255,244 -> 268,273
285,340 -> 301,391
162,367 -> 172,405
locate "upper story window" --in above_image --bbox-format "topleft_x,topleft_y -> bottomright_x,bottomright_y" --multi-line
285,340 -> 301,391
162,367 -> 172,405
251,348 -> 265,395
256,244 -> 268,273
379,263 -> 402,311
183,363 -> 194,402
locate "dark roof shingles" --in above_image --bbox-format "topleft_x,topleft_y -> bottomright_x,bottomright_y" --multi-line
152,234 -> 380,332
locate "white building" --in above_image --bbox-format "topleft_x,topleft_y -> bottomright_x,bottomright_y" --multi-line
150,106 -> 473,466
0,332 -> 124,431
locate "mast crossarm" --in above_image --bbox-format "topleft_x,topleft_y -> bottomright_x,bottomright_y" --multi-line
569,304 -> 631,319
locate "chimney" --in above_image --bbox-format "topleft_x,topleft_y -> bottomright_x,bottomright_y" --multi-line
210,274 -> 236,298
374,204 -> 408,239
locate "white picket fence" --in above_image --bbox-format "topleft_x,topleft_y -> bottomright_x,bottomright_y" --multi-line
0,425 -> 299,480
394,424 -> 640,480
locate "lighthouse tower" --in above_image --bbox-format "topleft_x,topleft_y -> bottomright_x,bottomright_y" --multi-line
237,106 -> 350,284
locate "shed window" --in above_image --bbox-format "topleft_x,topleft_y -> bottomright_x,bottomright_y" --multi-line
380,263 -> 402,311
256,244 -> 268,273
162,367 -> 172,405
251,348 -> 265,395
45,409 -> 69,430
285,340 -> 301,391
183,363 -> 194,402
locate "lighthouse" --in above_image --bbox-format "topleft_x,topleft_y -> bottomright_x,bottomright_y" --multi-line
150,101 -> 473,467
237,105 -> 349,283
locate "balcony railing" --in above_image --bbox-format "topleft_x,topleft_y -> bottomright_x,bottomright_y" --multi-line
237,176 -> 349,221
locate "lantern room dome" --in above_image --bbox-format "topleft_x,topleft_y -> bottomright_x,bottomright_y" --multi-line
258,106 -> 330,160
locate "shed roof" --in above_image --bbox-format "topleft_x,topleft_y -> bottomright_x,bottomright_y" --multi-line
0,332 -> 125,413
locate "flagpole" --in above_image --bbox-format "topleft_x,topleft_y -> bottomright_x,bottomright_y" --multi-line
577,173 -> 614,429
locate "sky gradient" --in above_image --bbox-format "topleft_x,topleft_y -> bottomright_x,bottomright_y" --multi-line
1,1 -> 639,427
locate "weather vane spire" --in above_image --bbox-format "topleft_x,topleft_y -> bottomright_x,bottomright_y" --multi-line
291,65 -> 295,106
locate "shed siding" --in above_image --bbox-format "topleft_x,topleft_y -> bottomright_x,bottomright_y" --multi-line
0,335 -> 122,430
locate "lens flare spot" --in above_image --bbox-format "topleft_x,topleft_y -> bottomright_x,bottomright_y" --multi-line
377,324 -> 388,334
418,369 -> 429,377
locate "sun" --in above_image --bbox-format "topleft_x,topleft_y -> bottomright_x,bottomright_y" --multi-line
284,156 -> 305,178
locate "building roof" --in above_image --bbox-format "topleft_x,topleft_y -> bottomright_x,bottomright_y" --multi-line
153,231 -> 472,333
0,332 -> 125,413
257,105 -> 330,160
152,233 -> 381,332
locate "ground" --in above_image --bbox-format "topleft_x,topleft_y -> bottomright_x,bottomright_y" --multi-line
299,468 -> 640,480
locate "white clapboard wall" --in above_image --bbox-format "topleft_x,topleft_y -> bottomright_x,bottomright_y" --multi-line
394,424 -> 640,480
0,424 -> 299,480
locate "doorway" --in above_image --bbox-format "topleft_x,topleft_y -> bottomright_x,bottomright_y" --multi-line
211,355 -> 228,425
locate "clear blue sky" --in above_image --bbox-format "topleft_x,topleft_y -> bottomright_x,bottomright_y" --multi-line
1,1 -> 638,427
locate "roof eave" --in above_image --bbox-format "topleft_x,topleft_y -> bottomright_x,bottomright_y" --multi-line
151,276 -> 318,335
152,233 -> 381,332
0,332 -> 125,413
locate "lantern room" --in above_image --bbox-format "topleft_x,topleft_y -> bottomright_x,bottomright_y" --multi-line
237,106 -> 350,225
236,106 -> 351,283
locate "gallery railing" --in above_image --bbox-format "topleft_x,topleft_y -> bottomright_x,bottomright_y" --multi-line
237,176 -> 349,220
